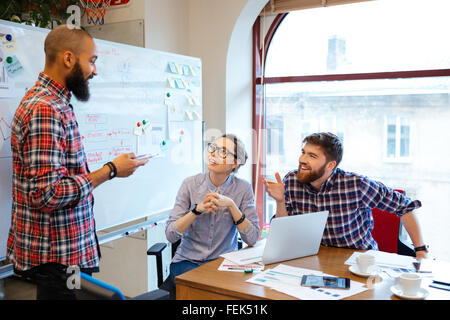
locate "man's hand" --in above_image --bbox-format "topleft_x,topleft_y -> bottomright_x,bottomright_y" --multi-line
113,153 -> 149,178
415,250 -> 428,260
262,172 -> 285,202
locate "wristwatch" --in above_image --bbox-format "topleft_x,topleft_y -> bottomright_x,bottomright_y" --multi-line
190,204 -> 202,216
104,161 -> 117,179
414,245 -> 429,252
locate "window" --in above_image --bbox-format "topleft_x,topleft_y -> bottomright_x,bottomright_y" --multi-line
255,0 -> 450,259
384,116 -> 411,162
266,117 -> 284,156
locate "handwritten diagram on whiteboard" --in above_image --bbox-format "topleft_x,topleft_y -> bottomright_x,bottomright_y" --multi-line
0,20 -> 203,260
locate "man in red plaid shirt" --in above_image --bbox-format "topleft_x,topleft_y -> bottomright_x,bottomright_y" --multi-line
6,25 -> 148,299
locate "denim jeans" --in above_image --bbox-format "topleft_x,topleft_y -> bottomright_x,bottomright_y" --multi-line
169,260 -> 200,288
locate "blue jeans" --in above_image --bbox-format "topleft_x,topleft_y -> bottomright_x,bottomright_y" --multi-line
169,260 -> 200,287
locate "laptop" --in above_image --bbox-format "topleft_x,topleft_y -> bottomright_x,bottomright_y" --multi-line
223,211 -> 329,265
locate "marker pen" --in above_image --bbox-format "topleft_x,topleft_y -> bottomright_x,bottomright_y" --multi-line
135,153 -> 159,160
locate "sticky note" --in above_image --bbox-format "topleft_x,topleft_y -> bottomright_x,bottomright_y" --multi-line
133,126 -> 143,136
5,55 -> 24,78
167,77 -> 176,88
181,79 -> 190,89
167,62 -> 178,74
174,78 -> 184,89
160,140 -> 168,152
184,110 -> 193,121
190,78 -> 201,87
192,96 -> 200,106
182,65 -> 190,76
142,121 -> 152,134
189,66 -> 196,77
175,63 -> 183,75
191,110 -> 200,120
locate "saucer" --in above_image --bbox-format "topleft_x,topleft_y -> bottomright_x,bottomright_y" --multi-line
349,264 -> 380,278
390,285 -> 429,300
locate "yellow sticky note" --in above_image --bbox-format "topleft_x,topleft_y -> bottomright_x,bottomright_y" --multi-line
189,66 -> 197,77
167,77 -> 176,88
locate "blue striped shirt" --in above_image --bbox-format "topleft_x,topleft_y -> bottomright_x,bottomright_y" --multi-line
283,168 -> 421,250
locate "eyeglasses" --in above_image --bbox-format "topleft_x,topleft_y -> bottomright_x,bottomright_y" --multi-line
207,143 -> 237,159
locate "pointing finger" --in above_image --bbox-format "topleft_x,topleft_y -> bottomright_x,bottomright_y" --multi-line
275,172 -> 282,183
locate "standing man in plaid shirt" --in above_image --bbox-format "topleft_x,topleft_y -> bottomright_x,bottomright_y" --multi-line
263,132 -> 429,260
6,25 -> 149,299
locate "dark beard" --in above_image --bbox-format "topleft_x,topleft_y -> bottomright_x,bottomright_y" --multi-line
297,162 -> 327,184
66,61 -> 91,102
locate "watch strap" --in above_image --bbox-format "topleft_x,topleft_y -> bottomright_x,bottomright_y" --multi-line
234,213 -> 246,226
191,204 -> 202,216
104,161 -> 117,179
414,245 -> 429,252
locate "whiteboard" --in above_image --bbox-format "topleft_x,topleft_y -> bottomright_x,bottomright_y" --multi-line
0,20 -> 203,260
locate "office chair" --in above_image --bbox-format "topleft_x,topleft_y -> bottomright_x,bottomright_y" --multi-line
74,272 -> 169,300
371,189 -> 415,257
147,240 -> 180,300
147,238 -> 243,300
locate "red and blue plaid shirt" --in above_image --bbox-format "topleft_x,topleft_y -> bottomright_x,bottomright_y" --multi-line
283,168 -> 422,250
7,72 -> 100,271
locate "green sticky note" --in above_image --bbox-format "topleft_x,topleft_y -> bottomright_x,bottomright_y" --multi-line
5,55 -> 24,78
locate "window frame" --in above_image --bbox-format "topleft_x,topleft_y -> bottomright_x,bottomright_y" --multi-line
252,11 -> 450,223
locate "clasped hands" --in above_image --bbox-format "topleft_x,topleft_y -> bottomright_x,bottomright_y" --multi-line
196,192 -> 234,214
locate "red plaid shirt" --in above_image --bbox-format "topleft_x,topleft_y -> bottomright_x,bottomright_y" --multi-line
7,72 -> 100,271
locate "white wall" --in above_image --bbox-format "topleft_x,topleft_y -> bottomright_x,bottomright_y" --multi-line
225,0 -> 269,182
144,0 -> 189,54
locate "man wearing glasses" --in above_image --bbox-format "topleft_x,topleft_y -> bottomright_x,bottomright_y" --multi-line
165,134 -> 260,296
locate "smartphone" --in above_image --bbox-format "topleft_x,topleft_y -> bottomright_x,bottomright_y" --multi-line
301,275 -> 350,290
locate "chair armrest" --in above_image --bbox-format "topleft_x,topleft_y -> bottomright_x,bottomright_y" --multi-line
132,289 -> 170,300
147,242 -> 168,288
237,238 -> 243,250
147,243 -> 167,256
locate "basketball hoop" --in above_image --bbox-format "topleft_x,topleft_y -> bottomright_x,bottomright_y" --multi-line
79,0 -> 112,25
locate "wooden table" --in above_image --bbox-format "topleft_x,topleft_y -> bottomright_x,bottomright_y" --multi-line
175,246 -> 450,300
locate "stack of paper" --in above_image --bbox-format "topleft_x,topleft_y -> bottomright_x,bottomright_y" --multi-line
345,250 -> 416,269
246,264 -> 368,300
218,259 -> 264,273
344,250 -> 418,277
220,239 -> 266,265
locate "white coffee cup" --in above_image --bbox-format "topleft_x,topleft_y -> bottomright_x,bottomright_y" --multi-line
356,253 -> 376,273
398,273 -> 422,296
